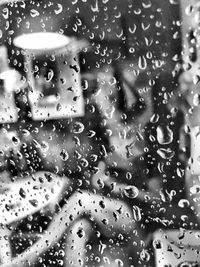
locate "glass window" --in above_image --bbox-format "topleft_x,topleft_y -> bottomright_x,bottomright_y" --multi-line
0,1 -> 199,267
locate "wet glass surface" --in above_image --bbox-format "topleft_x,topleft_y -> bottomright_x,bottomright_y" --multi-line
0,1 -> 199,266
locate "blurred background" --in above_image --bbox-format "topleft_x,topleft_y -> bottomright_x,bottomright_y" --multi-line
0,1 -> 200,267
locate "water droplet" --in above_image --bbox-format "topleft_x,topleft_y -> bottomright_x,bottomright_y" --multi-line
88,104 -> 95,113
142,1 -> 152,9
153,240 -> 162,249
138,56 -> 147,70
146,51 -> 153,59
141,22 -> 150,31
12,135 -> 20,146
157,162 -> 164,173
2,8 -> 9,19
156,125 -> 173,145
90,154 -> 98,162
150,113 -> 159,123
181,215 -> 188,222
19,188 -> 26,199
30,9 -> 40,18
113,211 -> 119,222
169,0 -> 178,5
177,167 -> 184,178
39,176 -> 44,183
97,178 -> 104,189
74,150 -> 82,159
123,186 -> 139,198
178,199 -> 190,208
45,194 -> 50,201
91,0 -> 99,12
136,131 -> 144,142
99,200 -> 106,209
29,199 -> 39,207
70,64 -> 79,73
193,75 -> 200,85
103,256 -> 110,264
115,259 -> 124,266
56,103 -> 62,111
22,129 -> 30,137
126,172 -> 132,180
105,106 -> 115,119
129,47 -> 135,53
157,148 -> 175,159
73,122 -> 85,134
87,130 -> 96,138
80,158 -> 89,167
185,5 -> 193,16
44,172 -> 53,182
132,205 -> 142,221
149,134 -> 156,142
190,185 -> 200,194
58,259 -> 64,266
47,69 -> 54,82
9,159 -> 15,167
134,8 -> 142,15
54,3 -> 63,14
101,218 -> 109,225
128,25 -> 137,34
41,141 -> 49,153
144,37 -> 153,46
32,139 -> 41,149
193,94 -> 200,106
60,149 -> 69,161
82,79 -> 89,90
76,227 -> 85,238
140,249 -> 150,262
